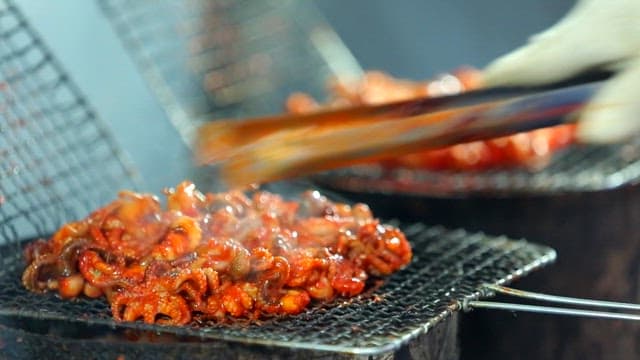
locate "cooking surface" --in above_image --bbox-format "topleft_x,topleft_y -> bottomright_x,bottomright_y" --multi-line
0,223 -> 553,355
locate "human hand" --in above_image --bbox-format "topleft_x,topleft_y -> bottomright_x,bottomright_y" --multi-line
481,0 -> 640,143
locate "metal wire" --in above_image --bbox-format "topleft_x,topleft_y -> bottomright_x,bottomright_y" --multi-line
464,284 -> 640,321
465,302 -> 640,321
0,0 -> 140,245
485,284 -> 640,311
98,0 -> 362,146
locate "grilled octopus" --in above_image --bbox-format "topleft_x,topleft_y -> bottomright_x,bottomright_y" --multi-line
286,68 -> 576,171
22,181 -> 412,325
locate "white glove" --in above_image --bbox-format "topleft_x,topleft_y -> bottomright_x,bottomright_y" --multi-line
481,0 -> 640,144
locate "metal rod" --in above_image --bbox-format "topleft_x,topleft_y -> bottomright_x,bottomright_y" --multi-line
462,284 -> 640,321
484,283 -> 640,311
467,301 -> 640,321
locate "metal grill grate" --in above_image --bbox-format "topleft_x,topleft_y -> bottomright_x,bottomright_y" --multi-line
0,0 -> 139,246
312,140 -> 640,196
98,0 -> 362,146
0,223 -> 554,355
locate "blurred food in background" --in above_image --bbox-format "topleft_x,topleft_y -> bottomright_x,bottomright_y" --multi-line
287,69 -> 576,171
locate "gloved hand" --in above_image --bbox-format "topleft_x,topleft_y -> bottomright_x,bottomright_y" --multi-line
481,0 -> 640,143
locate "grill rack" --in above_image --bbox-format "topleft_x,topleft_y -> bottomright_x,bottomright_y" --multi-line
312,140 -> 640,196
0,0 -> 139,246
0,223 -> 554,357
98,0 -> 362,146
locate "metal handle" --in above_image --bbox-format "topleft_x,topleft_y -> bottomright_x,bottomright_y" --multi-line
462,284 -> 640,321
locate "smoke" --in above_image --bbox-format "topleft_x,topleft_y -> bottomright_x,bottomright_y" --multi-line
260,178 -> 353,204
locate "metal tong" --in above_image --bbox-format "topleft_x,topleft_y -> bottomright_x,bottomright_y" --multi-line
195,74 -> 609,187
463,284 -> 640,321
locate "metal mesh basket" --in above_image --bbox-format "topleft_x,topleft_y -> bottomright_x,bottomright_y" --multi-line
0,0 -> 139,246
98,0 -> 362,145
0,223 -> 555,358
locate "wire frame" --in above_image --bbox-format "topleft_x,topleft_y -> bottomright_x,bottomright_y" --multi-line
98,0 -> 362,146
0,0 -> 140,245
0,223 -> 554,356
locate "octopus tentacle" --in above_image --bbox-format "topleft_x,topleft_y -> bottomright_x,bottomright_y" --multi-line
22,253 -> 57,292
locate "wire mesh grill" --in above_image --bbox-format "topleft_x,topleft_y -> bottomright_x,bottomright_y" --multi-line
98,0 -> 362,146
0,223 -> 554,356
0,0 -> 139,246
312,139 -> 640,196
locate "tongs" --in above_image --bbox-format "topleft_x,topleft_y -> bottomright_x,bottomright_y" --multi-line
195,74 -> 609,187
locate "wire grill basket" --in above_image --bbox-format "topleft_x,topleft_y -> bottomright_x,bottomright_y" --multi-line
99,0 -> 362,145
0,223 -> 554,357
0,0 -> 139,246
